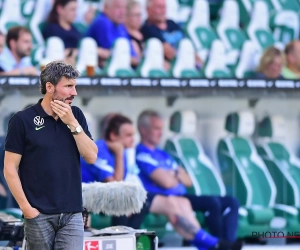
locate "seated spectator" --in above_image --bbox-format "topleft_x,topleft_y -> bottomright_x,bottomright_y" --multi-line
81,114 -> 242,250
125,0 -> 144,60
141,0 -> 202,70
255,46 -> 284,79
282,41 -> 300,79
85,0 -> 139,67
0,32 -> 5,54
136,110 -> 241,247
43,0 -> 82,65
0,26 -> 38,76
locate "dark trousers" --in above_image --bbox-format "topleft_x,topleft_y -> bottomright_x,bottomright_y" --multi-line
184,195 -> 239,242
111,193 -> 154,229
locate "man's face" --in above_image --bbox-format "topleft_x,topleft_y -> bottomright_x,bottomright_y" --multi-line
147,0 -> 166,23
105,0 -> 126,24
142,116 -> 163,146
116,123 -> 135,148
290,42 -> 300,70
58,1 -> 77,24
51,77 -> 77,105
0,35 -> 5,54
15,31 -> 32,58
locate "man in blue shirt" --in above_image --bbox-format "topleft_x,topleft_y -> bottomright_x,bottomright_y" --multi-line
82,114 -> 241,250
85,0 -> 139,67
136,110 -> 242,250
0,26 -> 38,75
141,0 -> 202,69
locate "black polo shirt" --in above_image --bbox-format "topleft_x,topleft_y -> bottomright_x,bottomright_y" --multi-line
5,99 -> 92,214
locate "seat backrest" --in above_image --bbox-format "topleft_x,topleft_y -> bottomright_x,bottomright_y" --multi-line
205,40 -> 231,78
247,1 -> 274,50
172,38 -> 199,78
139,38 -> 168,77
166,0 -> 179,22
217,110 -> 277,207
164,110 -> 226,196
217,0 -> 245,51
76,37 -> 98,73
257,116 -> 300,206
28,0 -> 51,45
0,0 -> 23,34
235,40 -> 258,78
270,0 -> 300,11
44,36 -> 65,62
271,10 -> 299,45
186,0 -> 213,51
107,38 -> 134,77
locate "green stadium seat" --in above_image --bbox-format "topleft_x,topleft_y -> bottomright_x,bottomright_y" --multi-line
234,40 -> 257,78
44,36 -> 65,62
137,38 -> 169,77
103,38 -> 136,77
27,0 -> 51,45
164,110 -> 264,238
171,38 -> 201,78
76,37 -> 101,76
269,0 -> 300,11
270,10 -> 300,45
185,0 -> 217,63
216,0 -> 247,66
217,111 -> 299,237
0,0 -> 23,34
246,1 -> 275,51
30,45 -> 45,67
256,115 -> 300,232
204,40 -> 232,78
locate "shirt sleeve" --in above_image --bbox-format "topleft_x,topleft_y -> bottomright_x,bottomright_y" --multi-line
141,24 -> 165,43
93,155 -> 115,182
4,114 -> 25,155
73,107 -> 93,140
85,16 -> 110,49
136,152 -> 160,176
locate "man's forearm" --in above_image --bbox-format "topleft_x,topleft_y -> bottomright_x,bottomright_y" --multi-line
73,131 -> 98,164
113,153 -> 124,181
4,166 -> 31,211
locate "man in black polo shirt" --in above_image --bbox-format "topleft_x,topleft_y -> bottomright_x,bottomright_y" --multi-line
4,61 -> 98,250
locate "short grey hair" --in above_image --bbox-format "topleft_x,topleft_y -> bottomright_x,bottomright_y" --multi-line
137,110 -> 162,129
40,61 -> 80,95
103,0 -> 127,7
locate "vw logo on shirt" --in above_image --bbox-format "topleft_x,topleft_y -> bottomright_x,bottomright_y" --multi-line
33,116 -> 44,126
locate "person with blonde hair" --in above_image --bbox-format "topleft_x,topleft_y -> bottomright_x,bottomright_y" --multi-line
125,0 -> 144,60
256,46 -> 285,79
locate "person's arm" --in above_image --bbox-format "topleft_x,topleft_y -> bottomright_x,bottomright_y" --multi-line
150,168 -> 179,188
0,67 -> 39,76
163,43 -> 176,60
51,100 -> 97,164
4,152 -> 39,218
103,141 -> 124,182
176,166 -> 192,187
136,152 -> 179,189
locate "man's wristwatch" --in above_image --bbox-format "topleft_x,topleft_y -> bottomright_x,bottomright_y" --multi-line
67,125 -> 82,135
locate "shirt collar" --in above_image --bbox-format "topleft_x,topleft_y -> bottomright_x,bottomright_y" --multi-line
33,98 -> 50,118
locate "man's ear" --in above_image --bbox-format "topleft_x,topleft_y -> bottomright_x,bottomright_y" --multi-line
109,132 -> 118,142
46,82 -> 54,94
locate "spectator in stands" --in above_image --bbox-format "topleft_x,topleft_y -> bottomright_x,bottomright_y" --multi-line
142,0 -> 202,70
0,26 -> 38,76
136,110 -> 241,247
256,46 -> 284,79
86,0 -> 139,67
125,0 -> 144,60
82,114 -> 242,250
43,0 -> 82,65
282,41 -> 300,79
0,32 -> 5,54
